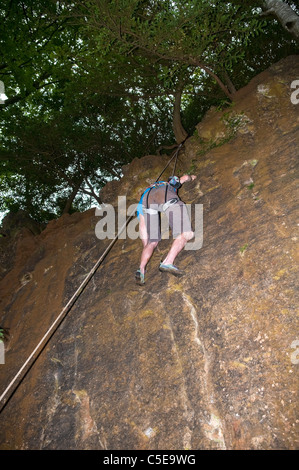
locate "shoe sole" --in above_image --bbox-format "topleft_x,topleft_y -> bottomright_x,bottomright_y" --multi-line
159,266 -> 185,277
135,273 -> 145,285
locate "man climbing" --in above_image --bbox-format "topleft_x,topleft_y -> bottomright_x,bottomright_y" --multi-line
135,174 -> 196,285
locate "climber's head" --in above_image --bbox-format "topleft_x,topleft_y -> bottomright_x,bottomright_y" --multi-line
168,176 -> 181,190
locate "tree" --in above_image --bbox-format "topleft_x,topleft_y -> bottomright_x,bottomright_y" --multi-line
260,1 -> 299,41
0,67 -> 175,221
228,1 -> 299,40
0,0 -> 297,222
0,0 -> 81,107
69,0 -> 268,141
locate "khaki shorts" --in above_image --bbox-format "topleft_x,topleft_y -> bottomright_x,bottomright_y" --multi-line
143,200 -> 192,242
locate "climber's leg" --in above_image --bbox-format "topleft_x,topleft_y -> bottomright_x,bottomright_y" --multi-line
160,202 -> 194,275
136,213 -> 160,284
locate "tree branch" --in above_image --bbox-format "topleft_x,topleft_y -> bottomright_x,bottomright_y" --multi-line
260,0 -> 299,41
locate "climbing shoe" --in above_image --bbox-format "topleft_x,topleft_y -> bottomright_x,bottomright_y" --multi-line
159,263 -> 185,277
135,269 -> 145,285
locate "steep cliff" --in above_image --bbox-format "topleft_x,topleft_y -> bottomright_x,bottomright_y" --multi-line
0,56 -> 298,450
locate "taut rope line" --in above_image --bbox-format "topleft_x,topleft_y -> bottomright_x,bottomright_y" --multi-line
0,143 -> 185,415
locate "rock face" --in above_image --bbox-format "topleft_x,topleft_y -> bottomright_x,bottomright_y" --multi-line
0,211 -> 43,279
0,56 -> 298,450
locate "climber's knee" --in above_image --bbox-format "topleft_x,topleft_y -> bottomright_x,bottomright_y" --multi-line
147,240 -> 159,249
183,230 -> 194,242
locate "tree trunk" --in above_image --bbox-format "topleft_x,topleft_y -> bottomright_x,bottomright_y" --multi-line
172,86 -> 188,144
261,0 -> 299,41
62,178 -> 83,214
223,69 -> 237,96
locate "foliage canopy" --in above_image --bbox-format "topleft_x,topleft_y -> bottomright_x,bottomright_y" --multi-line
0,0 -> 298,223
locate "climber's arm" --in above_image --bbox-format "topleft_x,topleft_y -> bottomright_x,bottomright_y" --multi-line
179,174 -> 196,184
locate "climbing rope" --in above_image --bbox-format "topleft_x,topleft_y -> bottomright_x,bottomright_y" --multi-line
0,142 -> 186,415
155,140 -> 184,182
171,141 -> 182,177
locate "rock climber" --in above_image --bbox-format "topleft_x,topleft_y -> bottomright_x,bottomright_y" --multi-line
135,174 -> 196,285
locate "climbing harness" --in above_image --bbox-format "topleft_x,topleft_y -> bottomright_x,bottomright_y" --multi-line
0,140 -> 187,415
162,197 -> 179,212
139,141 -> 185,217
143,141 -> 184,216
143,180 -> 179,215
